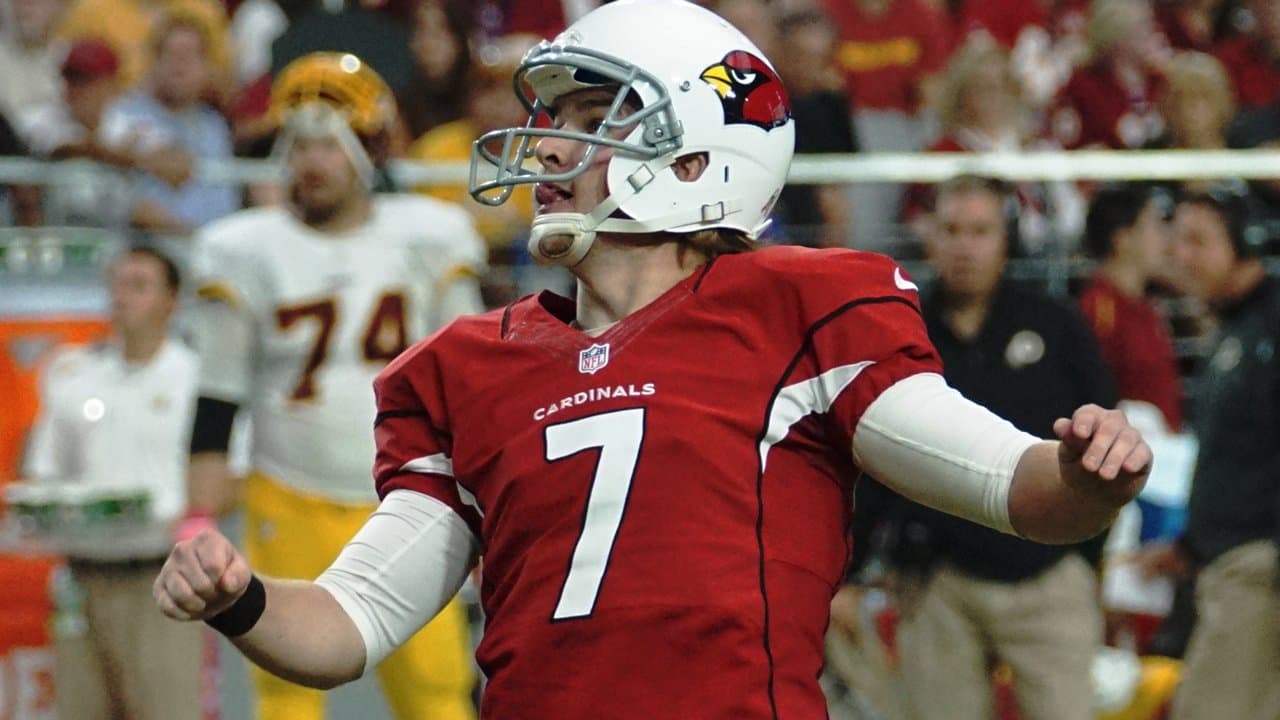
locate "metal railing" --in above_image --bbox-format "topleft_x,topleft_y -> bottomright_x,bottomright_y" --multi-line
1,148 -> 1279,187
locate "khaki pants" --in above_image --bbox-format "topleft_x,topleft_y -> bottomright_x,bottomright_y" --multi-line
895,555 -> 1101,720
1172,540 -> 1280,720
55,559 -> 202,720
825,619 -> 909,720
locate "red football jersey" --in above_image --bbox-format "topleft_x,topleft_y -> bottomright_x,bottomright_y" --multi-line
1078,275 -> 1183,430
372,246 -> 941,720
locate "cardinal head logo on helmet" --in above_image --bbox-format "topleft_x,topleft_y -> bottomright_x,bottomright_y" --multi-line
699,51 -> 791,131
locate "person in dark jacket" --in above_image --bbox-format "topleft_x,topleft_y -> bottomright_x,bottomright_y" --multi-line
1142,184 -> 1280,720
869,175 -> 1118,720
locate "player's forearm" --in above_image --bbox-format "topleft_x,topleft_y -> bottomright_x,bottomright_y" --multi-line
229,578 -> 366,689
1007,442 -> 1121,544
187,452 -> 241,515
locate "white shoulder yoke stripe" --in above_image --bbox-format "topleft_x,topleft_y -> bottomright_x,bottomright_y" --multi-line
760,361 -> 875,473
399,453 -> 485,517
400,453 -> 454,477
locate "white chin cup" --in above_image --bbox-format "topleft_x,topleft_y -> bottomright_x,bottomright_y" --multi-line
528,213 -> 598,267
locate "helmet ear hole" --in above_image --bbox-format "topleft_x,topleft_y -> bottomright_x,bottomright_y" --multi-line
673,152 -> 708,182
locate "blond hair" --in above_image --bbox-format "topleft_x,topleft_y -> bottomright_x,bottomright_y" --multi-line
932,36 -> 1020,135
678,229 -> 755,259
1087,0 -> 1143,60
1162,51 -> 1236,141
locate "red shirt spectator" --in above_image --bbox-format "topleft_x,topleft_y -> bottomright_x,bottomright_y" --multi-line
956,0 -> 1090,107
1214,34 -> 1280,109
1079,276 -> 1183,430
958,0 -> 1090,49
958,0 -> 1047,48
1050,0 -> 1170,148
822,0 -> 951,113
1050,62 -> 1164,148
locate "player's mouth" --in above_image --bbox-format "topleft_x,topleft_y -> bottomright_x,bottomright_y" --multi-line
535,183 -> 573,211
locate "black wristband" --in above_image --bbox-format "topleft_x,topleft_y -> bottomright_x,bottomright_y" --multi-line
205,575 -> 266,637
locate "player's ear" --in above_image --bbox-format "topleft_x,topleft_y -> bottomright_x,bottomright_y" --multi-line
673,152 -> 708,182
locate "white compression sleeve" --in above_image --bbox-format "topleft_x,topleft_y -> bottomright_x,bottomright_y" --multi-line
315,490 -> 479,672
851,372 -> 1041,536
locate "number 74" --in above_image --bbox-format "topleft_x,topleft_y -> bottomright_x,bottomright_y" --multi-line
275,292 -> 409,401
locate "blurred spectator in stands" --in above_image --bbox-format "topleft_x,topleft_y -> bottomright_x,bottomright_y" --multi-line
399,0 -> 472,141
1153,50 -> 1234,155
891,175 -> 1114,720
222,0 -> 285,155
229,0 -> 286,91
399,0 -> 593,142
710,0 -> 778,58
1224,1 -> 1280,231
1050,0 -> 1170,149
1154,0 -> 1229,52
471,0 -> 590,44
822,0 -> 950,118
1079,183 -> 1184,431
22,245 -> 201,720
904,36 -> 1085,254
957,0 -> 1091,108
15,39 -> 184,229
99,12 -> 237,233
1142,184 -> 1280,720
821,0 -> 950,251
1213,0 -> 1280,110
408,33 -> 537,251
0,109 -> 41,226
770,0 -> 857,248
0,0 -> 67,123
57,0 -> 231,96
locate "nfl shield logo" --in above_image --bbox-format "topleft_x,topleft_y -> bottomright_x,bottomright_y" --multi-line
578,343 -> 611,374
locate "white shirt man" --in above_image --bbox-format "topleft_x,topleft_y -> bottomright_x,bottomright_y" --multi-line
23,246 -> 204,720
24,338 -> 197,522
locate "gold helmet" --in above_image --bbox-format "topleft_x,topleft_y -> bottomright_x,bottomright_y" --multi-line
269,52 -> 396,136
269,53 -> 395,189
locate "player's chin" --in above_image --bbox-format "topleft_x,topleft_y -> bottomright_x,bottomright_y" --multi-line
297,189 -> 343,216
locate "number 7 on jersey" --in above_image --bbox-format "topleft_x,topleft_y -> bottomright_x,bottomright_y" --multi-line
544,408 -> 646,620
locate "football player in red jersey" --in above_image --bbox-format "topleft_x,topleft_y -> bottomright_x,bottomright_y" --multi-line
154,2 -> 1153,718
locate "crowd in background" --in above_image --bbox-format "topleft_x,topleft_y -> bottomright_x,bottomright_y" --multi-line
0,0 -> 1276,258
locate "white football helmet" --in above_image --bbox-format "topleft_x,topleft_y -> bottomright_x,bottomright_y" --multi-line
469,0 -> 795,265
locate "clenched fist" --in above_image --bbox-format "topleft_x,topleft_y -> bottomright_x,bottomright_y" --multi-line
1053,404 -> 1152,507
154,529 -> 254,621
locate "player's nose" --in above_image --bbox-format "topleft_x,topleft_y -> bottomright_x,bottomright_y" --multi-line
535,134 -> 575,174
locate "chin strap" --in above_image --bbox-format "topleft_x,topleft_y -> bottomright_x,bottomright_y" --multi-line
527,158 -> 759,267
